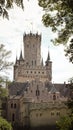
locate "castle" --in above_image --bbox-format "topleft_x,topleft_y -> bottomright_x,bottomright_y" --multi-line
7,32 -> 69,128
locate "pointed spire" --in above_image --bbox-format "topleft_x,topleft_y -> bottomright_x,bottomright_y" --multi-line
47,51 -> 50,61
45,50 -> 50,66
19,50 -> 23,60
15,55 -> 17,64
50,84 -> 59,93
41,58 -> 43,66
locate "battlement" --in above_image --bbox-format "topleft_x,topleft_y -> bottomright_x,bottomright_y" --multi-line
23,32 -> 41,40
23,32 -> 41,41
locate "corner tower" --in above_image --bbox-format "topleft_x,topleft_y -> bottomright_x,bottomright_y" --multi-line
23,32 -> 41,67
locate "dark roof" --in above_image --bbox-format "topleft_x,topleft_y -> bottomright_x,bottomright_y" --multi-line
49,84 -> 59,93
8,82 -> 29,96
8,81 -> 70,97
45,82 -> 70,97
54,83 -> 70,97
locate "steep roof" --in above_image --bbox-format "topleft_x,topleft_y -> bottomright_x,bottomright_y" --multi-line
8,81 -> 70,98
49,84 -> 59,93
8,82 -> 29,96
45,82 -> 70,97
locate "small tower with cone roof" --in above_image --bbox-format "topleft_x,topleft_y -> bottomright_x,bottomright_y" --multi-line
45,50 -> 52,81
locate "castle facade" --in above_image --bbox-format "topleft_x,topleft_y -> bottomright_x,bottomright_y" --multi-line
7,32 -> 69,128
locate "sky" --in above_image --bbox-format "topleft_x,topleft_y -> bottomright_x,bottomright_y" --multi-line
0,0 -> 73,83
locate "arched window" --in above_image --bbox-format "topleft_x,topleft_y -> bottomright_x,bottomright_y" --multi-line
12,113 -> 15,122
11,103 -> 13,108
32,61 -> 33,65
14,103 -> 16,108
35,60 -> 36,65
53,94 -> 56,100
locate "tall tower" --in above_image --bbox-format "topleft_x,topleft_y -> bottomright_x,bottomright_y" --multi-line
14,32 -> 52,82
23,32 -> 41,67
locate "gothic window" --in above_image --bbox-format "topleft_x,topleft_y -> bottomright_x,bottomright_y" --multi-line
12,113 -> 15,122
36,90 -> 40,96
51,112 -> 54,116
56,112 -> 60,116
35,60 -> 36,65
11,103 -> 13,108
32,61 -> 33,65
53,94 -> 56,100
14,103 -> 16,108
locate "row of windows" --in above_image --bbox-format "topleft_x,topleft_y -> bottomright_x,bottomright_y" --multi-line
30,112 -> 60,117
25,90 -> 59,100
11,103 -> 16,108
26,71 -> 45,74
27,44 -> 35,48
18,74 -> 47,79
11,111 -> 60,122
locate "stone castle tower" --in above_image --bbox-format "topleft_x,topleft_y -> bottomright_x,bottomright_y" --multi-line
7,32 -> 69,127
14,32 -> 52,83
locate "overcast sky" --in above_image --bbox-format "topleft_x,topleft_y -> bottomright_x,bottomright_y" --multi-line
0,0 -> 73,83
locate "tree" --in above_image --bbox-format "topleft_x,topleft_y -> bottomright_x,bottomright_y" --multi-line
0,34 -> 13,130
0,117 -> 12,130
0,0 -> 24,19
38,0 -> 73,62
38,0 -> 73,45
65,39 -> 73,63
0,44 -> 13,84
56,116 -> 73,130
56,78 -> 73,130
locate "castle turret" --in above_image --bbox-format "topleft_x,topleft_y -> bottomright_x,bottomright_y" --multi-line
19,50 -> 24,61
45,51 -> 52,81
45,51 -> 50,66
41,58 -> 43,66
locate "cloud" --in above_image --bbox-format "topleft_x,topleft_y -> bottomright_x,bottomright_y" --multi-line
0,0 -> 73,83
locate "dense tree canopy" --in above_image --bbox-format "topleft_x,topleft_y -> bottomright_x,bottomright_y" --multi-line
65,39 -> 73,63
56,78 -> 73,130
0,44 -> 13,84
0,117 -> 12,130
38,0 -> 73,62
0,0 -> 24,19
38,0 -> 73,45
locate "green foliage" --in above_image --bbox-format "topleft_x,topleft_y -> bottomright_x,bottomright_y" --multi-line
66,78 -> 73,113
0,87 -> 8,98
56,115 -> 73,130
0,0 -> 24,19
0,44 -> 13,71
38,0 -> 73,45
65,39 -> 73,63
0,117 -> 12,130
56,78 -> 73,130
